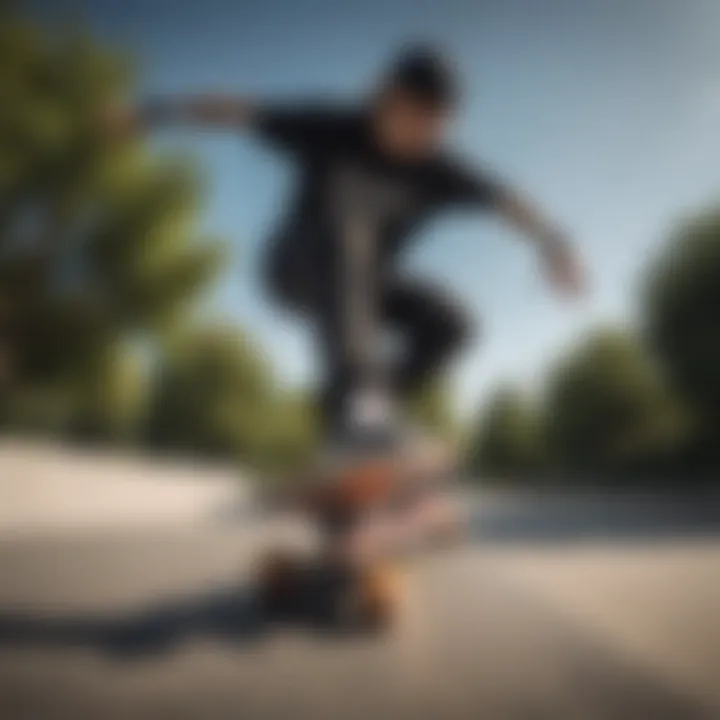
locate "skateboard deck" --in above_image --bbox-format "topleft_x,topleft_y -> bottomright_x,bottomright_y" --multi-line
256,448 -> 462,632
277,437 -> 457,525
257,456 -> 406,631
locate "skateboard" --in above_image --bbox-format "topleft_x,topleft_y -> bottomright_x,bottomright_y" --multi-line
257,546 -> 404,631
256,450 -> 462,632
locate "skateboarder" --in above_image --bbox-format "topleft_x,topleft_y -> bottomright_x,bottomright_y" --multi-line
106,45 -> 584,549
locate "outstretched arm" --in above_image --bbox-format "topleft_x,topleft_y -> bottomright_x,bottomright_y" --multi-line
438,159 -> 587,297
101,96 -> 340,159
103,94 -> 257,136
494,185 -> 586,297
141,94 -> 256,128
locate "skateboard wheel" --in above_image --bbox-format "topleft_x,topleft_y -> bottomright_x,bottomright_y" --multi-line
357,562 -> 404,630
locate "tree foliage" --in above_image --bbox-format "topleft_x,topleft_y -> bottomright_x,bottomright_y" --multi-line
468,385 -> 544,480
147,326 -> 271,459
409,381 -> 456,439
543,328 -> 686,478
644,208 -> 720,427
0,11 -> 222,440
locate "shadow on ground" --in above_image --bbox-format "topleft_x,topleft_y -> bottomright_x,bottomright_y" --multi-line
0,570 -> 388,660
2,492 -> 720,666
0,586 -> 272,659
0,581 -> 377,660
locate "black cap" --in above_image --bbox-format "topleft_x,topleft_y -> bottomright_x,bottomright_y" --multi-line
384,44 -> 459,108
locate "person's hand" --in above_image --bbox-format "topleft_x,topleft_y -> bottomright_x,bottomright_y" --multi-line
540,234 -> 587,298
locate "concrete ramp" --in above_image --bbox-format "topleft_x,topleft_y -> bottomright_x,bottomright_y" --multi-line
0,440 -> 245,533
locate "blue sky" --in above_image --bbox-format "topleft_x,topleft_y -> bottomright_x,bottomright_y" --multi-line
31,0 -> 720,415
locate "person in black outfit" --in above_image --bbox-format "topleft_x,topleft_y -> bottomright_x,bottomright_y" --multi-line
109,44 -> 585,458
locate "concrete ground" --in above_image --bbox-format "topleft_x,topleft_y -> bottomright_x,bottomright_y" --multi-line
0,441 -> 718,719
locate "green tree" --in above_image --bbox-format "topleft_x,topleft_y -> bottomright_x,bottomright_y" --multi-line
644,207 -> 720,430
543,328 -> 686,479
147,326 -> 275,461
409,381 -> 457,440
0,11 -> 222,440
468,384 -> 544,481
252,388 -> 320,476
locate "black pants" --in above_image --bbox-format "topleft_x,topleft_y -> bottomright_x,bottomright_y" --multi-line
265,233 -> 472,436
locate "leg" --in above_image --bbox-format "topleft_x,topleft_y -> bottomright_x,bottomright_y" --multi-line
263,227 -> 387,447
263,230 -> 349,439
381,275 -> 474,403
313,221 -> 390,448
